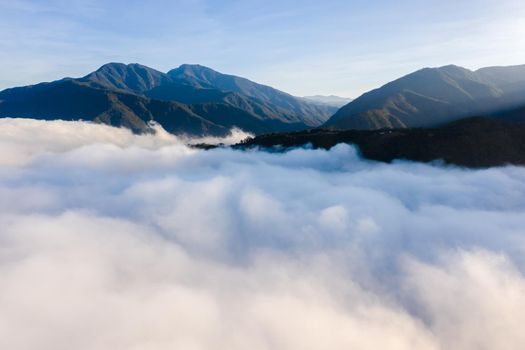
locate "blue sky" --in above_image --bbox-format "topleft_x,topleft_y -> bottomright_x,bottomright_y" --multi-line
1,0 -> 525,97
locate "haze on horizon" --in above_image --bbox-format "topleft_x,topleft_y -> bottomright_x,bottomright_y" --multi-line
1,0 -> 525,98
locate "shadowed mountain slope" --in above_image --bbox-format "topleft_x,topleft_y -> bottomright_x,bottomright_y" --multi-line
168,64 -> 335,125
0,63 -> 333,135
324,64 -> 525,130
240,117 -> 525,168
0,79 -> 226,134
78,63 -> 170,94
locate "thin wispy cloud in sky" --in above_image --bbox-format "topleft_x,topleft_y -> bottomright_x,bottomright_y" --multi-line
1,0 -> 524,96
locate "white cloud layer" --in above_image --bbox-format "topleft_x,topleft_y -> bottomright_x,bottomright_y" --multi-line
0,118 -> 249,166
1,118 -> 525,349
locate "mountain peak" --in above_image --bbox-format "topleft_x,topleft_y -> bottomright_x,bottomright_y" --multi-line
167,63 -> 333,125
95,62 -> 127,71
176,63 -> 214,71
324,63 -> 524,130
168,64 -> 222,87
436,64 -> 476,79
438,64 -> 470,71
81,62 -> 168,93
93,62 -> 164,75
93,62 -> 157,73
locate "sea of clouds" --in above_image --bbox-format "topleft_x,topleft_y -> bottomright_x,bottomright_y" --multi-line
1,118 -> 525,349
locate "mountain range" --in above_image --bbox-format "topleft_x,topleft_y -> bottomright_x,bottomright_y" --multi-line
1,63 -> 525,136
324,64 -> 525,129
0,63 -> 335,136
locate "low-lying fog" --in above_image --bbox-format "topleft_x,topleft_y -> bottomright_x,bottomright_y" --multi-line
1,118 -> 525,350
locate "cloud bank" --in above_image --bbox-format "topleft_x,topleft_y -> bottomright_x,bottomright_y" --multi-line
1,118 -> 525,349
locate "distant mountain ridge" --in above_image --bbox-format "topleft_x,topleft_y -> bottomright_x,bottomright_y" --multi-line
301,95 -> 353,108
324,64 -> 525,129
0,63 -> 335,136
79,63 -> 335,126
3,62 -> 525,136
167,64 -> 333,126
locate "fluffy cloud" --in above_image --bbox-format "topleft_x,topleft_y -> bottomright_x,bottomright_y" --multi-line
1,118 -> 525,349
